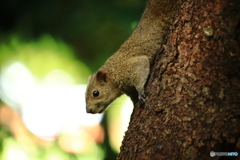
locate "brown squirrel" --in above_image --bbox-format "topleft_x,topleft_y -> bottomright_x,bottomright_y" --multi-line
85,0 -> 176,114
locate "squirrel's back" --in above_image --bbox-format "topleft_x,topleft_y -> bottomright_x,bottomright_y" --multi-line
102,0 -> 177,68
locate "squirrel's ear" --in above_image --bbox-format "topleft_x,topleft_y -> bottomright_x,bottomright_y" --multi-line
96,71 -> 107,82
88,75 -> 92,81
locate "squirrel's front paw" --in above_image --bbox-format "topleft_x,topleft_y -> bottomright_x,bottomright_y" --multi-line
138,93 -> 146,104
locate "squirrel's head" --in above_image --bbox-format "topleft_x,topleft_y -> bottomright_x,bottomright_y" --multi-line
85,71 -> 120,114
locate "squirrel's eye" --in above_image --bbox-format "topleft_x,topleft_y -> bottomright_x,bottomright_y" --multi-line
93,90 -> 99,97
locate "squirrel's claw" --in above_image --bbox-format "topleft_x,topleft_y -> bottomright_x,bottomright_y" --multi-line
138,93 -> 146,104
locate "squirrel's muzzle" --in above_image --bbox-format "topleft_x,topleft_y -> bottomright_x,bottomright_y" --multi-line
86,108 -> 93,113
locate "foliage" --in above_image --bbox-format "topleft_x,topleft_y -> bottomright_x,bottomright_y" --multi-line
0,34 -> 90,83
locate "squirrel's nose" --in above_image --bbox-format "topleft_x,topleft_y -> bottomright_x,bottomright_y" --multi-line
86,108 -> 93,113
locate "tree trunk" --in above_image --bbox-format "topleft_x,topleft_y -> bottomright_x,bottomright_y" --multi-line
118,0 -> 240,159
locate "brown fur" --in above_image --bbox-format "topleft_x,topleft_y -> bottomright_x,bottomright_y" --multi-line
85,0 -> 177,114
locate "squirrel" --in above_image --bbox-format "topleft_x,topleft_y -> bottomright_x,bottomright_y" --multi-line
85,0 -> 176,114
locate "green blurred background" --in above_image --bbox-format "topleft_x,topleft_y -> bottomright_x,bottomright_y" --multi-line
0,0 -> 145,160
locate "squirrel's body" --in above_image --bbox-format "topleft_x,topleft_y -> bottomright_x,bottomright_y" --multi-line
85,0 -> 176,114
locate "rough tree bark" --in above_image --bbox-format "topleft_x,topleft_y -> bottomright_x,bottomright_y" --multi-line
118,0 -> 240,160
